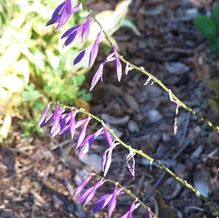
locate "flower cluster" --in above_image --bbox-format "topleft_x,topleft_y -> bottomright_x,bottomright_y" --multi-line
43,0 -> 151,217
47,0 -> 123,91
39,102 -> 135,177
65,174 -> 141,218
39,102 -> 141,217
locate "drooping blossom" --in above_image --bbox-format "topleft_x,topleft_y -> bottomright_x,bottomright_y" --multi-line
79,179 -> 105,206
82,15 -> 91,42
47,1 -> 82,29
92,186 -> 124,217
102,141 -> 118,176
126,150 -> 136,177
113,46 -> 122,82
76,116 -> 92,148
120,200 -> 140,218
89,47 -> 123,91
50,103 -> 65,137
78,127 -> 104,157
90,52 -> 114,91
72,174 -> 93,201
89,31 -> 102,66
38,102 -> 53,127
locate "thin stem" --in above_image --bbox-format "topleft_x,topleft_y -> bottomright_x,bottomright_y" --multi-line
88,6 -> 219,134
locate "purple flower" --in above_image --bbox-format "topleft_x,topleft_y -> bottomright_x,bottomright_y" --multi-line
79,179 -> 105,206
90,52 -> 114,91
50,103 -> 65,137
102,141 -> 118,177
89,31 -> 102,66
82,15 -> 91,42
76,116 -> 91,148
78,128 -> 104,157
126,150 -> 136,177
113,46 -> 122,82
47,0 -> 77,29
92,186 -> 123,217
73,174 -> 93,201
120,200 -> 140,218
69,110 -> 77,139
39,102 -> 53,127
103,127 -> 114,148
74,49 -> 87,65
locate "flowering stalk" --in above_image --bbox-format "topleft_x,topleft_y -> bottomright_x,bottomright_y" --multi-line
88,6 -> 219,134
77,107 -> 219,217
44,1 -> 219,217
65,172 -> 157,217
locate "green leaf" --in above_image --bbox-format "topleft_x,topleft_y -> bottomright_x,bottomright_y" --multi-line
121,17 -> 141,36
212,4 -> 219,27
194,15 -> 217,40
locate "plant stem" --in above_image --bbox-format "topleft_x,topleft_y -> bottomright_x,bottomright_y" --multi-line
89,7 -> 219,134
78,108 -> 219,217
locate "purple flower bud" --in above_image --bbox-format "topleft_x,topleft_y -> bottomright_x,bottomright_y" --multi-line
79,179 -> 105,206
47,0 -> 74,29
61,25 -> 81,38
78,128 -> 103,157
120,200 -> 140,218
102,141 -> 118,177
76,117 -> 91,148
126,151 -> 136,177
50,103 -> 65,137
90,52 -> 114,91
92,186 -> 123,216
89,31 -> 102,66
90,63 -> 104,91
74,49 -> 86,65
39,102 -> 53,127
103,127 -> 113,148
82,15 -> 91,42
113,46 -> 122,82
69,110 -> 77,139
73,174 -> 93,201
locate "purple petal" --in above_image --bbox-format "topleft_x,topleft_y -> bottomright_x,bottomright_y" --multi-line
56,0 -> 73,29
82,15 -> 91,42
65,0 -> 72,14
64,31 -> 78,46
113,47 -> 122,82
79,179 -> 105,206
78,128 -> 103,157
89,31 -> 102,66
120,200 -> 140,218
104,127 -> 113,148
90,63 -> 104,91
61,25 -> 80,38
102,141 -> 117,176
70,110 -> 77,139
39,102 -> 52,127
76,117 -> 91,148
73,175 -> 93,201
92,194 -> 112,213
46,2 -> 65,26
108,186 -> 118,217
126,151 -> 136,177
74,49 -> 86,65
50,103 -> 65,137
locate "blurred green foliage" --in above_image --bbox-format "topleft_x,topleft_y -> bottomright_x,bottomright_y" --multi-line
194,4 -> 219,117
0,0 -> 91,138
0,0 -> 132,139
194,4 -> 219,55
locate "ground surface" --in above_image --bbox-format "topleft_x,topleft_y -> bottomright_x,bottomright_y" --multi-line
1,0 -> 219,218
